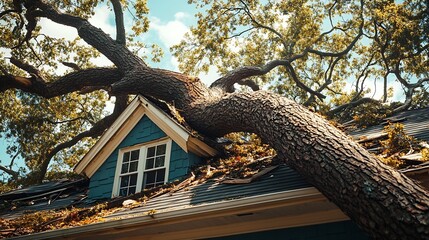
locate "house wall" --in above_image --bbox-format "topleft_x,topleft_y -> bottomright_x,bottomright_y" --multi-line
207,220 -> 370,240
88,115 -> 201,200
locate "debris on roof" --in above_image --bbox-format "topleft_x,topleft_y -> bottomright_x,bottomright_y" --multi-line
350,107 -> 429,142
221,165 -> 278,184
105,164 -> 311,222
349,107 -> 429,169
0,178 -> 89,219
356,133 -> 388,144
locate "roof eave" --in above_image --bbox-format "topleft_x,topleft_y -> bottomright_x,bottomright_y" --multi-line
10,187 -> 348,240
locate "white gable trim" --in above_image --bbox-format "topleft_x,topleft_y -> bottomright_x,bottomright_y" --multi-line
74,96 -> 217,178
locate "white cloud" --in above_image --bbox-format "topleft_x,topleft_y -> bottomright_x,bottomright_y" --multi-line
174,12 -> 187,20
150,12 -> 190,48
37,4 -> 114,73
0,47 -> 11,57
39,18 -> 78,41
357,76 -> 405,102
88,5 -> 116,38
151,12 -> 220,86
198,66 -> 220,86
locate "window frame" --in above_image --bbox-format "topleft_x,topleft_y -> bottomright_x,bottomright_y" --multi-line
112,138 -> 172,198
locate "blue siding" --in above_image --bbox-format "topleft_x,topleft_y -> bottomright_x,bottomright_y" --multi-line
168,143 -> 202,181
89,115 -> 202,200
208,221 -> 370,240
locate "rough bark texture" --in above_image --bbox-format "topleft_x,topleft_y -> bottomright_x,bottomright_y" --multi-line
1,1 -> 429,238
186,92 -> 429,239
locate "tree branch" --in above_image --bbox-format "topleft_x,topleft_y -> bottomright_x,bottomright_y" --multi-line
32,0 -> 145,71
211,59 -> 325,99
307,24 -> 363,57
35,95 -> 128,182
0,65 -> 123,97
327,97 -> 379,117
284,62 -> 325,100
12,8 -> 38,49
236,79 -> 259,91
61,61 -> 81,71
301,0 -> 364,59
10,57 -> 41,77
0,164 -> 19,180
0,9 -> 20,18
239,0 -> 288,50
110,0 -> 126,45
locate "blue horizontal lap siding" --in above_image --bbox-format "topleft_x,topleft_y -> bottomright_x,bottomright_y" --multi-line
89,115 -> 201,200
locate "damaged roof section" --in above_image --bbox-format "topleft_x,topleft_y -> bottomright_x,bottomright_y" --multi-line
0,179 -> 89,220
349,107 -> 429,162
347,107 -> 429,189
350,107 -> 429,144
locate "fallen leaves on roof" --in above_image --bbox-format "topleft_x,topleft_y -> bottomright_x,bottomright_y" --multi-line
358,123 -> 429,168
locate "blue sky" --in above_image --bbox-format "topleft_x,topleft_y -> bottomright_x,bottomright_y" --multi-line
0,0 -> 219,179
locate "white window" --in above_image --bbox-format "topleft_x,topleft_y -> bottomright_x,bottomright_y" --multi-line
112,139 -> 171,197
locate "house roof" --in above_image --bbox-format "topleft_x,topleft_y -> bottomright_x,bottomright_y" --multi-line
5,165 -> 351,240
349,107 -> 429,143
348,106 -> 429,173
0,179 -> 89,220
74,96 -> 218,178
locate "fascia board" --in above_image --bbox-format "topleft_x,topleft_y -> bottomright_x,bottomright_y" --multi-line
188,137 -> 218,157
83,106 -> 145,178
138,97 -> 190,152
74,97 -> 141,175
138,96 -> 218,157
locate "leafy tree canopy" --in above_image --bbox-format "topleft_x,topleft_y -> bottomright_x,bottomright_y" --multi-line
175,0 -> 428,118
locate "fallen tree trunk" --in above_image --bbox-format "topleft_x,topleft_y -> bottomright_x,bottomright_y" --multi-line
185,91 -> 429,239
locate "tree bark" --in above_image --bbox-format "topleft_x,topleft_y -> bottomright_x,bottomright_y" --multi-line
185,91 -> 429,239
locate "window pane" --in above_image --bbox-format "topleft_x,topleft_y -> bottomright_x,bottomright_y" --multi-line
145,183 -> 154,189
128,187 -> 136,195
121,163 -> 129,174
155,156 -> 165,168
130,150 -> 139,160
129,161 -> 138,172
130,173 -> 137,186
119,188 -> 127,197
146,158 -> 154,169
146,171 -> 156,184
156,144 -> 166,155
120,175 -> 129,187
156,169 -> 166,182
123,152 -> 130,162
147,147 -> 155,158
